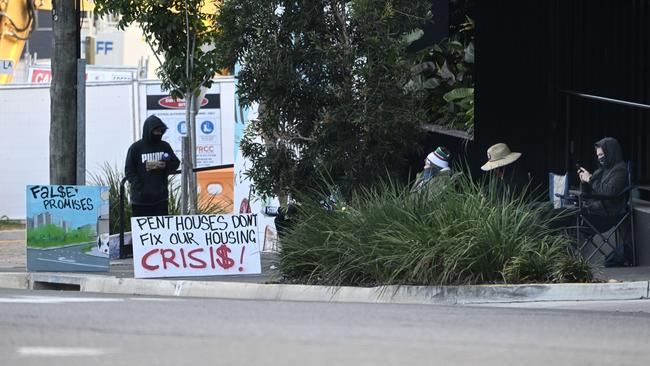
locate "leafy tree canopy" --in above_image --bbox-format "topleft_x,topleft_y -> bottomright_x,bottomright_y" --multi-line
93,0 -> 221,98
215,0 -> 432,199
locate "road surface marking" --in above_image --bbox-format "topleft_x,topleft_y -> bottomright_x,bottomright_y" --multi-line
0,295 -> 181,304
36,258 -> 107,268
0,296 -> 123,304
17,347 -> 115,357
129,297 -> 183,302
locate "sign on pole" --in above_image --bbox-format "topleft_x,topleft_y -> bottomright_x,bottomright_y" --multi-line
145,83 -> 223,168
26,185 -> 110,272
131,213 -> 262,278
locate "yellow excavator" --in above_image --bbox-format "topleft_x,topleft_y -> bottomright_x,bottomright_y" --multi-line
0,0 -> 47,83
1,1 -> 219,84
0,1 -> 97,84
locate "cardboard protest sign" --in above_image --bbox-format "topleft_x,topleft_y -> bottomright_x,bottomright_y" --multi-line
131,214 -> 262,278
26,185 -> 110,272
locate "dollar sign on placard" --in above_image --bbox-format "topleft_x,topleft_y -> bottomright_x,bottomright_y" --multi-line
216,244 -> 235,269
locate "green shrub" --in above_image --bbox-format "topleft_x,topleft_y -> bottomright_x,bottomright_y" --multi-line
279,173 -> 592,286
0,215 -> 24,230
89,163 -> 133,234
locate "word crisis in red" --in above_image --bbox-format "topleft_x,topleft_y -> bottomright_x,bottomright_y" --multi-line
141,245 -> 247,272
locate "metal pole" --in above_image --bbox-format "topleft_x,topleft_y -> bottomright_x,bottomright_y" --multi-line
119,177 -> 127,258
181,135 -> 189,214
76,0 -> 81,59
564,94 -> 570,175
559,89 -> 650,110
76,59 -> 86,185
75,0 -> 84,184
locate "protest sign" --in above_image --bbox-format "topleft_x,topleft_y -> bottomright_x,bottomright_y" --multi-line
131,214 -> 262,278
26,185 -> 110,272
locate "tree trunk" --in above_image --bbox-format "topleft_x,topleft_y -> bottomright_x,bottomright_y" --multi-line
181,91 -> 193,214
50,0 -> 77,184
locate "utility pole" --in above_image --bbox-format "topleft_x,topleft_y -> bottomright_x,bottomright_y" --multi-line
50,0 -> 78,184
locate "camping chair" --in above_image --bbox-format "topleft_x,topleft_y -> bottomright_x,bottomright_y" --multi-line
573,162 -> 637,266
549,172 -> 569,208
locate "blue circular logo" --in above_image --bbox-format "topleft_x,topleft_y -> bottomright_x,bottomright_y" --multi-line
177,121 -> 187,135
201,121 -> 215,134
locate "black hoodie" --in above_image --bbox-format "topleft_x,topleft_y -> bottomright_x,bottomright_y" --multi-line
583,137 -> 628,216
125,115 -> 181,205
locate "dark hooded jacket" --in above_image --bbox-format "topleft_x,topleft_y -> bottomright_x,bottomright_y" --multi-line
583,137 -> 628,216
125,115 -> 180,205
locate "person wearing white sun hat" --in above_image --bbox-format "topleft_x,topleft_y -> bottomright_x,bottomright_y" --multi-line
482,143 -> 530,196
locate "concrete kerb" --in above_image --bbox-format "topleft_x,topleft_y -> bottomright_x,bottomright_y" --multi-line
0,273 -> 29,290
0,272 -> 648,305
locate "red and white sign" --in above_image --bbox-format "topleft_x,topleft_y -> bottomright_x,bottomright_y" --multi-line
157,96 -> 209,109
131,214 -> 262,278
28,66 -> 135,84
145,83 -> 222,168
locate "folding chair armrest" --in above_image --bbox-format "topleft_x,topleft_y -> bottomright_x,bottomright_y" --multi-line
580,185 -> 635,201
555,193 -> 578,202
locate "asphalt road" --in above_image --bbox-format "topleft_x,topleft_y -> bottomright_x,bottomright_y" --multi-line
1,289 -> 650,366
26,243 -> 109,272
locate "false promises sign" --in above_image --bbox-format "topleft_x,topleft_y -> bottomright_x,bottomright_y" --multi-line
26,185 -> 110,272
131,214 -> 262,278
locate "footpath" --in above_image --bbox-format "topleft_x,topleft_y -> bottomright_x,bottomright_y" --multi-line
1,229 -> 649,305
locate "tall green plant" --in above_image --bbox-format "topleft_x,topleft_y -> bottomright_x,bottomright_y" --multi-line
280,172 -> 592,286
89,163 -> 132,234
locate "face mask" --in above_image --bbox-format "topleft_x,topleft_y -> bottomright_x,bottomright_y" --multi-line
598,154 -> 608,168
152,134 -> 163,142
422,168 -> 433,179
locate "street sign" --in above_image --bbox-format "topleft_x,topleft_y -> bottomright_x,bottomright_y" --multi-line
0,60 -> 14,75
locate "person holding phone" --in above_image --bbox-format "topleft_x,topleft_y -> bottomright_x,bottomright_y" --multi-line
125,115 -> 181,217
575,137 -> 628,217
550,137 -> 628,232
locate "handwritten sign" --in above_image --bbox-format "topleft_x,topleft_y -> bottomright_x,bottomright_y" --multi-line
131,214 -> 262,278
26,185 -> 110,272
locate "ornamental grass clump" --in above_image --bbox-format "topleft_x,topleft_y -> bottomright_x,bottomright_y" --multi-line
279,173 -> 592,286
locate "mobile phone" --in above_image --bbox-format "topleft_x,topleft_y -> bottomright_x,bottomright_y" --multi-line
575,163 -> 582,171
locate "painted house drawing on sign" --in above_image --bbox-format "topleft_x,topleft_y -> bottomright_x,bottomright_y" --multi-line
26,185 -> 110,272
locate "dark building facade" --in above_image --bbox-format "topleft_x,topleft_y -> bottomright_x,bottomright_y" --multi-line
474,0 -> 650,190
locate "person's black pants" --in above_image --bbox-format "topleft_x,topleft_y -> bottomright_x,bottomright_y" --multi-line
131,201 -> 169,217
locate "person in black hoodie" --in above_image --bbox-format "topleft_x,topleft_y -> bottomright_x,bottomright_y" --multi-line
576,137 -> 629,216
125,115 -> 181,217
551,137 -> 629,231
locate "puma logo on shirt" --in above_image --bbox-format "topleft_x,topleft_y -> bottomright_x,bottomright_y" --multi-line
141,152 -> 165,163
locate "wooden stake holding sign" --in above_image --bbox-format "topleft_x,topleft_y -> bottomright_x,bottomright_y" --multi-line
131,213 -> 262,278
